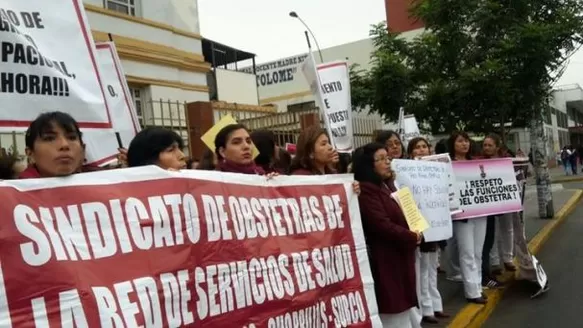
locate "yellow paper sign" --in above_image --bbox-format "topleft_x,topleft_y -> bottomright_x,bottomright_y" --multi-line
392,187 -> 430,233
200,114 -> 259,158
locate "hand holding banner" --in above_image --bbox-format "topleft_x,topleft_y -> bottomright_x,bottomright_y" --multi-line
452,158 -> 522,220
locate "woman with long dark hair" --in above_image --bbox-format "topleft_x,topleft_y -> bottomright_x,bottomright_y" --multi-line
448,131 -> 488,304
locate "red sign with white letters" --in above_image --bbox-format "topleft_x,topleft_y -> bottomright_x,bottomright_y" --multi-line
0,168 -> 381,327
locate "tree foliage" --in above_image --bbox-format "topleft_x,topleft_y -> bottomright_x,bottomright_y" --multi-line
351,0 -> 583,136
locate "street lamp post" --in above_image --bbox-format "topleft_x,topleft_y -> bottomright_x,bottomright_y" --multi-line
289,11 -> 324,63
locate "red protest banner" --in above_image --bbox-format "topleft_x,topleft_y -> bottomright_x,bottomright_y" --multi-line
0,167 -> 381,327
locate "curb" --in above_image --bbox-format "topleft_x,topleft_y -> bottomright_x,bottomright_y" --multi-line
526,176 -> 583,186
551,176 -> 583,184
447,189 -> 583,328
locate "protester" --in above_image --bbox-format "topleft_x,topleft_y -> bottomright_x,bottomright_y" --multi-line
290,126 -> 359,193
480,134 -> 505,288
198,149 -> 217,170
330,149 -> 351,173
490,136 -> 518,275
433,138 -> 461,280
186,158 -> 199,169
407,137 -> 448,323
290,126 -> 336,175
0,155 -> 25,180
214,124 -> 269,175
448,131 -> 488,304
353,142 -> 422,328
19,112 -> 87,179
250,129 -> 284,173
376,130 -> 405,159
275,147 -> 292,174
126,127 -> 186,170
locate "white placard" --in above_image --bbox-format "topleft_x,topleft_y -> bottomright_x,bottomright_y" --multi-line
421,153 -> 462,215
302,54 -> 354,152
81,42 -> 141,165
391,159 -> 453,242
0,0 -> 110,130
402,114 -> 421,144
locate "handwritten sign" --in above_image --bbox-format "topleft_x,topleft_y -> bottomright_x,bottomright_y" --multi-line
391,186 -> 430,233
392,159 -> 452,242
421,153 -> 462,215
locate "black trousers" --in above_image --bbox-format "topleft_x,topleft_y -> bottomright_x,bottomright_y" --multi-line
481,216 -> 497,278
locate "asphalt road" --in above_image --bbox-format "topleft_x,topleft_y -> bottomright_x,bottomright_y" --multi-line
483,200 -> 583,327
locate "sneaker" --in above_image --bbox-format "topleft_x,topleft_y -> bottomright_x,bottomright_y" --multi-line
446,274 -> 463,282
482,277 -> 504,289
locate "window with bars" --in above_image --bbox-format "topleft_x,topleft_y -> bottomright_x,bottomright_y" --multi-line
105,0 -> 138,16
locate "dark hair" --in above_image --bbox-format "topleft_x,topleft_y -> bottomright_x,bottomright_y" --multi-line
406,137 -> 430,157
127,127 -> 184,167
375,130 -> 405,158
186,158 -> 199,169
25,111 -> 83,149
198,148 -> 216,170
484,133 -> 501,147
290,126 -> 332,174
448,131 -> 472,160
333,152 -> 352,173
434,138 -> 448,155
250,129 -> 276,167
275,147 -> 292,174
214,124 -> 248,160
483,133 -> 502,157
0,155 -> 20,180
353,143 -> 386,185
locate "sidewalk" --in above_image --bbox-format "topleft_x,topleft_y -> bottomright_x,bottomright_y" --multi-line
528,165 -> 583,185
433,187 -> 578,327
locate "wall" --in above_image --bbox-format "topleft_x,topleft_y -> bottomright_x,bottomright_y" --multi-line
84,1 -> 210,107
385,0 -> 425,32
553,84 -> 583,128
215,69 -> 259,105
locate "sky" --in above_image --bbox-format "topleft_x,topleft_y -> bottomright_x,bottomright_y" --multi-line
198,0 -> 582,87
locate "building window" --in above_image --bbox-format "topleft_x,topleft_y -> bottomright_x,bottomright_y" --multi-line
104,0 -> 138,16
129,86 -> 144,119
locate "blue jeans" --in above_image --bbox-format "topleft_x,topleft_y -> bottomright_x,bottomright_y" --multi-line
564,161 -> 572,175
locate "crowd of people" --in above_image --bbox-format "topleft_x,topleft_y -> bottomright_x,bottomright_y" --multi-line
0,111 -> 524,327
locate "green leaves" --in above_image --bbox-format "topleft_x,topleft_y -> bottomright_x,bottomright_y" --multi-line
350,0 -> 583,136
